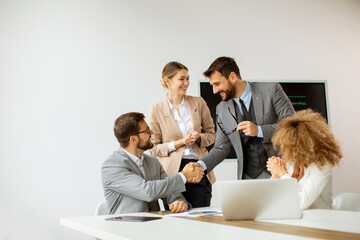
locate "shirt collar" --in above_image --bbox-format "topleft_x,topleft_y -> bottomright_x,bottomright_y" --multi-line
233,81 -> 252,111
167,95 -> 185,110
120,147 -> 144,167
240,81 -> 251,103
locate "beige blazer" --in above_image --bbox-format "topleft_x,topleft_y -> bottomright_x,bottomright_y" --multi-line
148,95 -> 216,184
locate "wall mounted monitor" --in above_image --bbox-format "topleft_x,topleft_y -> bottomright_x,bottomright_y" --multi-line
199,81 -> 329,159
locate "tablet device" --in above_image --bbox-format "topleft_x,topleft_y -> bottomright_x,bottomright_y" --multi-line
105,216 -> 162,222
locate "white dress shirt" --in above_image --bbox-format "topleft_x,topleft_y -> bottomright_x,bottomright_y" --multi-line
167,97 -> 198,160
281,163 -> 333,210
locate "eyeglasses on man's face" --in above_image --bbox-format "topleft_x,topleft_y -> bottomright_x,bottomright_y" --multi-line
135,127 -> 152,135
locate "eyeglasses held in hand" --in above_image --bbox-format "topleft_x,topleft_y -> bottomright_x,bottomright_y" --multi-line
216,108 -> 239,136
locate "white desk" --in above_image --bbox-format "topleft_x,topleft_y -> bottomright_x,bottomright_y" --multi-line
60,209 -> 360,240
263,209 -> 360,234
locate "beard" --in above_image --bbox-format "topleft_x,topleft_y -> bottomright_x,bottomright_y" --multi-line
219,82 -> 236,101
137,138 -> 153,151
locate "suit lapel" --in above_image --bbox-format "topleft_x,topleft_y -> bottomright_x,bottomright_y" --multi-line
223,100 -> 241,140
226,100 -> 237,122
185,96 -> 199,132
161,96 -> 173,118
161,96 -> 183,138
142,155 -> 152,180
249,82 -> 263,125
116,148 -> 145,178
225,100 -> 238,128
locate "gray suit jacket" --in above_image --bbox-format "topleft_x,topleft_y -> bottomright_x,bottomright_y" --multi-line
101,148 -> 187,214
202,82 -> 295,179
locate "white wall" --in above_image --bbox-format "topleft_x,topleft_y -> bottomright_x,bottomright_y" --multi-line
1,0 -> 359,239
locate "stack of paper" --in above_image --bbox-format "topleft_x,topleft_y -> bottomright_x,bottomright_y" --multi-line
166,210 -> 222,218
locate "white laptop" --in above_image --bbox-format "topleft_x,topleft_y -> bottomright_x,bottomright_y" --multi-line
216,178 -> 301,220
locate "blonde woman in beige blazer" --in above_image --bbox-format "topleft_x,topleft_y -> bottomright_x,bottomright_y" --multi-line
148,61 -> 216,207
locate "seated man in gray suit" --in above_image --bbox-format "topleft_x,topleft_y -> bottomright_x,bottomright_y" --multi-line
102,112 -> 203,214
197,57 -> 295,180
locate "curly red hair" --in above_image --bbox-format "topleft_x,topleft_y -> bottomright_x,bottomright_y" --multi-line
272,109 -> 342,169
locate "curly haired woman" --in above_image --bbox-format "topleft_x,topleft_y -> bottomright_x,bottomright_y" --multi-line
266,109 -> 342,210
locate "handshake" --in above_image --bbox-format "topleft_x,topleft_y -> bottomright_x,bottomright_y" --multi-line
181,162 -> 204,183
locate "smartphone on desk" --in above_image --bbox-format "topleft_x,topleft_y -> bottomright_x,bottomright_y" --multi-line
105,216 -> 162,222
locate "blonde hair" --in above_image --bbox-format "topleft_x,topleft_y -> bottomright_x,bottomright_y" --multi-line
160,61 -> 188,89
272,109 -> 342,169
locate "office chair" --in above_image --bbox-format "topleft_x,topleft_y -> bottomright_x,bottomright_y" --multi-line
158,199 -> 166,211
94,201 -> 108,240
332,193 -> 360,211
95,201 -> 108,215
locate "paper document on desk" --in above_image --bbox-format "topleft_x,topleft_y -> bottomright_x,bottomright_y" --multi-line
166,210 -> 222,218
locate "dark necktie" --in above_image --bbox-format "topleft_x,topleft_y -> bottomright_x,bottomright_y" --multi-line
239,99 -> 249,119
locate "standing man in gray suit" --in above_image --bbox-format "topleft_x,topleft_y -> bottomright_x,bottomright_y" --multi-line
198,57 -> 295,180
102,112 -> 204,214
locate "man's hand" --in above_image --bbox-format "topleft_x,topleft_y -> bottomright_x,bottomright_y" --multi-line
236,121 -> 258,136
181,162 -> 204,183
169,200 -> 188,213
